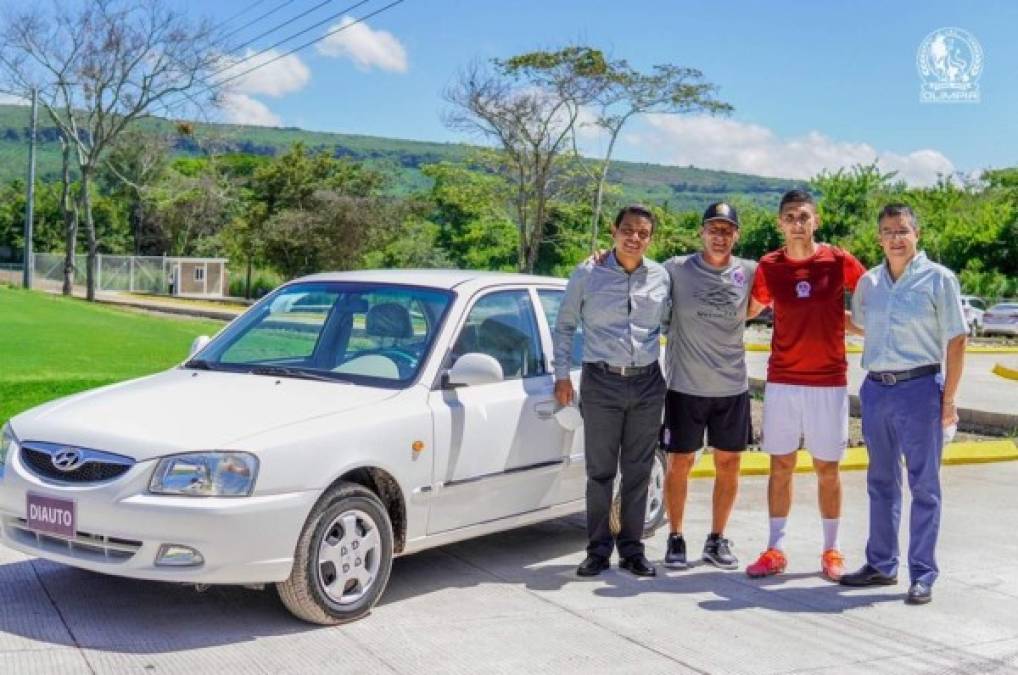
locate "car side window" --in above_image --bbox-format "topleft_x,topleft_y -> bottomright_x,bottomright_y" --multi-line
537,289 -> 583,368
451,290 -> 545,380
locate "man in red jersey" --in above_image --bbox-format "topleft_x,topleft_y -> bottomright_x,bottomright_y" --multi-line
744,189 -> 866,582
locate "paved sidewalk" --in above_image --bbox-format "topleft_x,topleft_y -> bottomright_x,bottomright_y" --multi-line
2,464 -> 1017,674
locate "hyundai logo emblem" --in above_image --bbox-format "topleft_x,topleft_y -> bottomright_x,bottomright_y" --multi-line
51,448 -> 85,472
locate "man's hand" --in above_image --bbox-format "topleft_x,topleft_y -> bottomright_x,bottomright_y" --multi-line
554,379 -> 575,406
942,398 -> 959,428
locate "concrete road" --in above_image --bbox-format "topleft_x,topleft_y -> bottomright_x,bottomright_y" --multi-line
3,463 -> 1018,674
746,351 -> 1018,419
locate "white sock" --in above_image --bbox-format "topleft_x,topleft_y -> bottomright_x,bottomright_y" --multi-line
768,517 -> 787,550
822,518 -> 840,551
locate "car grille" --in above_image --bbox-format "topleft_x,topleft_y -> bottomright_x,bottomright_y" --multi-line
5,517 -> 142,562
20,442 -> 134,484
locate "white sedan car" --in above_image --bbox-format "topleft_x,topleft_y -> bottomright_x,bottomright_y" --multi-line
0,270 -> 666,624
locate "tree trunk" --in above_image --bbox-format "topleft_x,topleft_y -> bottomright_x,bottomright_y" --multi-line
80,167 -> 97,302
59,142 -> 78,296
590,127 -> 622,254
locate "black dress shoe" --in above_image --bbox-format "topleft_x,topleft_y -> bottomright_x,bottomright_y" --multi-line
619,554 -> 657,577
839,564 -> 898,587
906,581 -> 932,605
577,554 -> 610,577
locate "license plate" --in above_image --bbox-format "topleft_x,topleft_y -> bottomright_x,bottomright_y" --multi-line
26,493 -> 76,538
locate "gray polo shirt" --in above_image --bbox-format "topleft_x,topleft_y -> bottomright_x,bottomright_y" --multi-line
664,253 -> 757,397
553,250 -> 671,380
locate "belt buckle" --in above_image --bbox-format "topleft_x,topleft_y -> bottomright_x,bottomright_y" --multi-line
880,372 -> 897,386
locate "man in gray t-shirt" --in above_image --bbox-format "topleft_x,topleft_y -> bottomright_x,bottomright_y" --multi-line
660,202 -> 767,571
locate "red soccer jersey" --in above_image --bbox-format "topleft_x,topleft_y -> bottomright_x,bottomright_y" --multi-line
751,244 -> 866,386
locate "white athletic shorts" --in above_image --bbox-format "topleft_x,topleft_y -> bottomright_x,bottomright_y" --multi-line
761,382 -> 848,462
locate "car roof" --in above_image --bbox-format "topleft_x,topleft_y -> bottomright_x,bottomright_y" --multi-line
292,269 -> 566,293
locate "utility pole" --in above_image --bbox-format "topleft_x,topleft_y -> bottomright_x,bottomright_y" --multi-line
22,88 -> 37,289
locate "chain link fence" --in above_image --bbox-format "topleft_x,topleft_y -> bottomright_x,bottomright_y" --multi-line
30,253 -> 226,296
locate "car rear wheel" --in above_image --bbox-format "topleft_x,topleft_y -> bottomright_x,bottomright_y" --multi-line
609,448 -> 667,538
277,481 -> 393,625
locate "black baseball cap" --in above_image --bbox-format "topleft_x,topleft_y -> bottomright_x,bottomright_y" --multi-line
702,201 -> 740,228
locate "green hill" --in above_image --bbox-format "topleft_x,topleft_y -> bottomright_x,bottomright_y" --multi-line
0,104 -> 797,210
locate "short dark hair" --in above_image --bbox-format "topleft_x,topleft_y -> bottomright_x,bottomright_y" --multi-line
877,203 -> 918,230
778,189 -> 817,212
613,204 -> 656,231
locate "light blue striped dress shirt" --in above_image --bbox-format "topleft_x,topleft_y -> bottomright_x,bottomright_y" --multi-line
851,252 -> 968,372
552,251 -> 671,380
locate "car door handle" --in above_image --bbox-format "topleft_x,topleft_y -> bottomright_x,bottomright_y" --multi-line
533,400 -> 557,419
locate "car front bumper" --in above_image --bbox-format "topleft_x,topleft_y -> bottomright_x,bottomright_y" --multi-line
0,448 -> 320,585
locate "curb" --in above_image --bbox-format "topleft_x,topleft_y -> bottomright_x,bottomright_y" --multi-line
992,363 -> 1018,381
745,343 -> 1018,355
690,439 -> 1018,478
94,298 -> 239,322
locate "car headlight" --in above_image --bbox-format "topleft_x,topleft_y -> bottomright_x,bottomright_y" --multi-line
149,452 -> 259,497
0,423 -> 18,480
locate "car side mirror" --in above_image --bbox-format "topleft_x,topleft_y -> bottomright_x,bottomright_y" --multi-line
189,335 -> 211,358
445,353 -> 504,387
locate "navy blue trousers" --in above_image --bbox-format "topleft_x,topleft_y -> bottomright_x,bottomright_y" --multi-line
860,373 -> 944,586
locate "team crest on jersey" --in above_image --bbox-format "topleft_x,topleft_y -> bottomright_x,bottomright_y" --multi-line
730,266 -> 746,288
795,280 -> 811,298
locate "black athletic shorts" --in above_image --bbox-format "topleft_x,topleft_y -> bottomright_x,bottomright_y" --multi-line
661,389 -> 752,453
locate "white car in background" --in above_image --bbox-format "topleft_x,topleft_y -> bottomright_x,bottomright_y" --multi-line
982,302 -> 1018,337
960,295 -> 987,336
0,270 -> 667,624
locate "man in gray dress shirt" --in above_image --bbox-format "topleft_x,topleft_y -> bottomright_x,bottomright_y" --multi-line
553,205 -> 671,578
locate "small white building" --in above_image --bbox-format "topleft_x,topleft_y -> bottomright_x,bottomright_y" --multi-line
165,257 -> 228,297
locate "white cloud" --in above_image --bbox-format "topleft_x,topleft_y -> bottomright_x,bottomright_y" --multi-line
217,49 -> 311,98
219,92 -> 282,127
0,93 -> 29,106
623,115 -> 955,187
315,17 -> 408,73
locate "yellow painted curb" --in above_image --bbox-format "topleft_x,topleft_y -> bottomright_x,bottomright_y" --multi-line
744,343 -> 1018,354
689,439 -> 1018,478
992,363 -> 1018,381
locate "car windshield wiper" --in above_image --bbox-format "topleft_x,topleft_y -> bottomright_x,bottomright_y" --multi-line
249,365 -> 349,383
184,359 -> 219,371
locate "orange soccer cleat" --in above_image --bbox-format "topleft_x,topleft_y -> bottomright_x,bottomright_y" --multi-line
821,549 -> 845,582
746,548 -> 787,578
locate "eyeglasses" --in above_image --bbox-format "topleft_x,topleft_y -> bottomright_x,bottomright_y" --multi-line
879,229 -> 915,240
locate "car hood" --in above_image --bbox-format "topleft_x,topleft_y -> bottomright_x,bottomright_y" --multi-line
11,368 -> 400,461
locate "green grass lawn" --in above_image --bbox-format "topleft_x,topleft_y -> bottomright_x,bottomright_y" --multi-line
0,287 -> 224,425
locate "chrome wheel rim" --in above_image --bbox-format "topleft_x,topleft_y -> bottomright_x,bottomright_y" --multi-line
645,454 -> 665,525
317,509 -> 382,605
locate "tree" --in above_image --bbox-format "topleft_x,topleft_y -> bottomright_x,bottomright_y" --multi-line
100,128 -> 172,255
444,47 -> 607,272
577,61 -> 732,252
0,0 -> 222,299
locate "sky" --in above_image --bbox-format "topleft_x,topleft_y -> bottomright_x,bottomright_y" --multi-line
16,0 -> 1018,186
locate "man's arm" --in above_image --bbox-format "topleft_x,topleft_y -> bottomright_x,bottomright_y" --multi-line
942,333 -> 966,427
553,266 -> 588,405
747,297 -> 768,319
845,310 -> 864,336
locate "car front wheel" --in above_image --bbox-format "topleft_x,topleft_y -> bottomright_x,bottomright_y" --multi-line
277,482 -> 393,625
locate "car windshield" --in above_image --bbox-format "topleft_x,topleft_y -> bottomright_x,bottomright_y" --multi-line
188,282 -> 454,387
